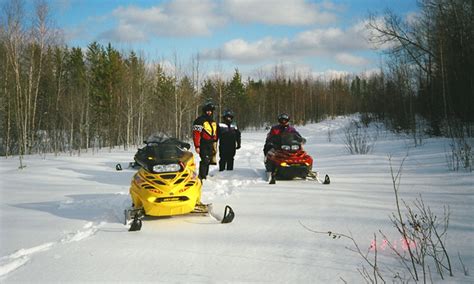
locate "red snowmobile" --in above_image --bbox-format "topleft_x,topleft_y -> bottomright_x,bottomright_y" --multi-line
265,133 -> 330,185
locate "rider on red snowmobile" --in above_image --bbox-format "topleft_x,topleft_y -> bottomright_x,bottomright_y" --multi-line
263,113 -> 306,156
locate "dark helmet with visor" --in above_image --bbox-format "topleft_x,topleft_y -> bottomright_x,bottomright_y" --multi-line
223,109 -> 234,119
202,102 -> 216,113
278,113 -> 290,124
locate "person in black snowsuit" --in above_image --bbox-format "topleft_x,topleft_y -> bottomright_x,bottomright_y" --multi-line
192,102 -> 218,180
218,109 -> 241,171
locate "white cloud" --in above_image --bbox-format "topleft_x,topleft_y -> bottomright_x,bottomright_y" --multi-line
290,27 -> 370,53
201,20 -> 373,69
201,38 -> 283,63
223,0 -> 337,25
360,17 -> 399,50
405,11 -> 420,25
247,64 -> 354,81
83,0 -> 344,44
317,0 -> 347,13
100,23 -> 148,42
335,53 -> 370,66
100,0 -> 226,42
64,12 -> 112,43
359,68 -> 382,78
248,61 -> 314,79
313,69 -> 350,80
63,26 -> 85,42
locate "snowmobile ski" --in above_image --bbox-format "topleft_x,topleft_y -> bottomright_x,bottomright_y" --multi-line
192,203 -> 235,224
124,203 -> 234,231
210,204 -> 235,224
124,207 -> 145,232
115,162 -> 140,171
307,171 -> 330,184
266,170 -> 330,185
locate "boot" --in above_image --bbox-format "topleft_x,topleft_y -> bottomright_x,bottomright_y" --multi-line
219,160 -> 225,171
226,159 -> 234,171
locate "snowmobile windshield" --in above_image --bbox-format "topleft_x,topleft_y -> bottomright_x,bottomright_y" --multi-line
144,143 -> 185,161
133,135 -> 193,173
133,143 -> 190,173
279,133 -> 304,151
143,133 -> 190,154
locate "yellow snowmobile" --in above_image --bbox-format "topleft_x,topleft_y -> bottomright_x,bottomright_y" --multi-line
122,135 -> 234,231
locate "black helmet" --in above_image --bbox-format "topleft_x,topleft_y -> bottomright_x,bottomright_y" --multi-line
202,102 -> 215,113
223,109 -> 234,119
278,113 -> 290,123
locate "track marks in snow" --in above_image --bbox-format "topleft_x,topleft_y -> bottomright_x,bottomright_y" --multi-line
203,144 -> 266,201
204,177 -> 255,199
57,192 -> 131,224
0,193 -> 129,278
60,221 -> 101,243
0,222 -> 101,278
0,242 -> 53,277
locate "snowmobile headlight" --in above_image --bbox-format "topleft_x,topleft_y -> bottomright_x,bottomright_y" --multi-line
152,163 -> 182,173
291,145 -> 300,150
281,145 -> 291,151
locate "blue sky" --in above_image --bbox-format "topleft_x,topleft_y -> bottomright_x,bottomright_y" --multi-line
47,0 -> 419,78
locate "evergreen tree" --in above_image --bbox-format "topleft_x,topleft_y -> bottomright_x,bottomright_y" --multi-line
224,69 -> 246,123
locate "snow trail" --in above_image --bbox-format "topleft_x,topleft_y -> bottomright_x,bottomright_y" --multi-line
1,117 -> 473,283
0,222 -> 102,277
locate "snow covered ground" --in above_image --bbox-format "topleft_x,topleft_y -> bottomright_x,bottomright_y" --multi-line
0,116 -> 473,283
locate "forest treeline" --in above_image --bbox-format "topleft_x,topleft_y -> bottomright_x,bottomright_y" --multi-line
1,0 -> 472,159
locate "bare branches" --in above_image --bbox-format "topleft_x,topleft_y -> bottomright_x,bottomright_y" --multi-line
343,120 -> 377,154
367,10 -> 433,74
445,120 -> 473,172
302,155 -> 458,282
388,154 -> 419,281
367,0 -> 474,124
458,252 -> 469,276
300,222 -> 386,283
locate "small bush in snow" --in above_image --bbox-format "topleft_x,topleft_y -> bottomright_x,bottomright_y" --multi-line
327,127 -> 333,142
343,120 -> 377,154
305,156 -> 462,283
445,122 -> 473,172
445,138 -> 472,172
